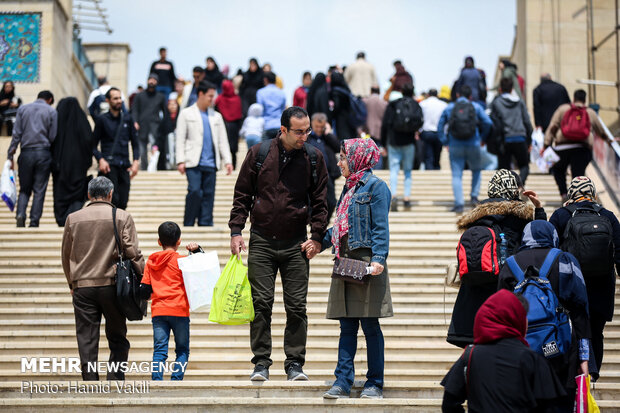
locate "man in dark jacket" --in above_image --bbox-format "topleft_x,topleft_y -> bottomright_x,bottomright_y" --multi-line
549,176 -> 620,379
442,290 -> 565,412
490,77 -> 534,184
229,106 -> 328,382
380,83 -> 422,211
499,220 -> 593,412
92,87 -> 140,210
533,73 -> 570,132
148,47 -> 176,99
132,74 -> 167,170
308,112 -> 340,221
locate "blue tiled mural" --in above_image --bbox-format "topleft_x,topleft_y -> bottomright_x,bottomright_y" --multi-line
0,13 -> 41,83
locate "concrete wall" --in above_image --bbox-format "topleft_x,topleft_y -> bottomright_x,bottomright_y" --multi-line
513,0 -> 620,130
83,43 -> 131,95
0,0 -> 92,107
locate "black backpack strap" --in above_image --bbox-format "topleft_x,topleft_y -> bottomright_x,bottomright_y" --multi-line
565,202 -> 601,217
252,139 -> 273,194
303,143 -> 318,187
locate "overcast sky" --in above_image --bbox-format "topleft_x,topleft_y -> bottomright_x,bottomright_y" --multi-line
81,0 -> 517,102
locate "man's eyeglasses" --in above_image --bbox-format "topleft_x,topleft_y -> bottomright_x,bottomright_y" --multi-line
289,128 -> 312,137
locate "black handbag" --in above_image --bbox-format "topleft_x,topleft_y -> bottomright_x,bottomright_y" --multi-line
331,256 -> 371,284
112,207 -> 147,321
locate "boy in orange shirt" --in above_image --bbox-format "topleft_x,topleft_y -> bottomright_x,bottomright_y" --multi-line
140,221 -> 200,380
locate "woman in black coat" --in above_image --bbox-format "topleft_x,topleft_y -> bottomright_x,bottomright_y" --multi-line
239,58 -> 264,117
549,176 -> 620,378
329,72 -> 356,140
447,170 -> 546,348
306,72 -> 329,118
52,97 -> 94,226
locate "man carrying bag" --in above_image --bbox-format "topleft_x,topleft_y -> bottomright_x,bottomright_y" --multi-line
62,177 -> 144,380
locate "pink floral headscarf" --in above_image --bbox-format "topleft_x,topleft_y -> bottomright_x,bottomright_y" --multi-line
331,138 -> 380,257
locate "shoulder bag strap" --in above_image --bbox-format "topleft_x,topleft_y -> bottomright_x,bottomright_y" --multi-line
112,207 -> 123,260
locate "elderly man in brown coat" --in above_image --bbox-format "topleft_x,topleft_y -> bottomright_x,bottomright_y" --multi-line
61,176 -> 144,380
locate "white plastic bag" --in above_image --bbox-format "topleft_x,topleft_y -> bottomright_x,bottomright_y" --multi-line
530,129 -> 544,164
1,160 -> 16,211
178,250 -> 220,312
536,147 -> 561,173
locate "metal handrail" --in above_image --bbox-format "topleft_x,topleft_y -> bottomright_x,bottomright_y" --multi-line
591,114 -> 620,209
597,114 -> 620,157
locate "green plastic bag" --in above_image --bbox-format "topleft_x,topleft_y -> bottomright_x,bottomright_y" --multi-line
209,255 -> 255,325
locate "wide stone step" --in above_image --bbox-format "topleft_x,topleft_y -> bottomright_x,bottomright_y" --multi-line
0,396 -> 444,412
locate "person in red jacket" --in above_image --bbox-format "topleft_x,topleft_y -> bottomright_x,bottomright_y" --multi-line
215,79 -> 243,168
140,221 -> 201,380
293,72 -> 312,108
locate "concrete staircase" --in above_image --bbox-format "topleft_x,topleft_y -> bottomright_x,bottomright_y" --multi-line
1,145 -> 619,411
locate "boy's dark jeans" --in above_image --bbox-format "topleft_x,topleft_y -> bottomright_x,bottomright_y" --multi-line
152,316 -> 190,380
247,232 -> 309,371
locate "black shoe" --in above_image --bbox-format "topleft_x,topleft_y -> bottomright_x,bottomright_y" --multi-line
403,200 -> 412,209
470,197 -> 479,206
250,365 -> 269,381
286,362 -> 308,381
390,198 -> 398,212
451,205 -> 464,213
16,216 -> 25,227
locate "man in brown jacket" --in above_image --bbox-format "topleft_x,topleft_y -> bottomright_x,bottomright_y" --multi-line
61,176 -> 144,380
544,89 -> 605,199
229,106 -> 328,382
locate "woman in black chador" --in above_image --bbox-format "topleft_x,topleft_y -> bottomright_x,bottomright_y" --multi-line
52,97 -> 94,226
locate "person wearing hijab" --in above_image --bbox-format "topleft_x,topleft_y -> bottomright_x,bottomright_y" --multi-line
51,97 -> 94,226
204,56 -> 224,93
442,290 -> 566,412
306,72 -> 329,119
447,169 -> 546,348
498,220 -> 594,411
239,58 -> 264,116
329,72 -> 356,140
215,79 -> 243,168
317,138 -> 392,400
0,80 -> 20,135
549,176 -> 620,378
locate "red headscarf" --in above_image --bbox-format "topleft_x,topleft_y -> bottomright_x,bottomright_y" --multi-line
473,289 -> 529,346
214,80 -> 242,122
331,138 -> 380,257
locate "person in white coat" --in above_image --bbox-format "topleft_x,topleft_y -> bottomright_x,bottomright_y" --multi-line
176,81 -> 233,226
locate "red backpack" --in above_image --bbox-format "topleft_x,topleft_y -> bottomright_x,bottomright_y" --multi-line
456,226 -> 500,278
560,105 -> 591,142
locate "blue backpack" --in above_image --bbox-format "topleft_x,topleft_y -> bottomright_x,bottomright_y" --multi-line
506,248 -> 572,359
332,86 -> 368,128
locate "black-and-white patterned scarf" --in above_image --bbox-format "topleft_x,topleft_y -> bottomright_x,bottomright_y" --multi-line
565,176 -> 596,205
488,169 -> 520,201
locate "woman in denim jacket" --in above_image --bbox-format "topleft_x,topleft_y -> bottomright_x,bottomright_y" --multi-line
320,138 -> 393,399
